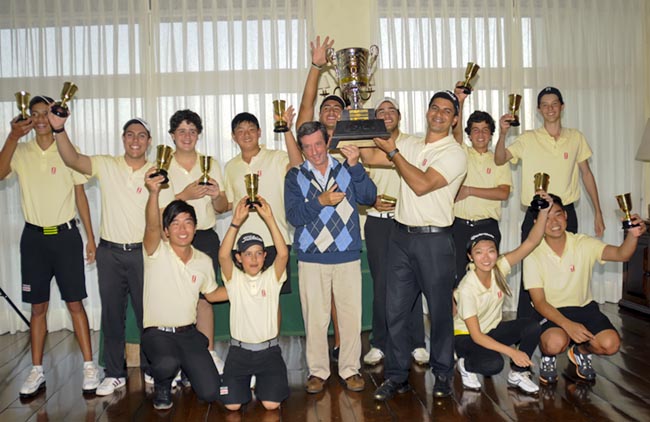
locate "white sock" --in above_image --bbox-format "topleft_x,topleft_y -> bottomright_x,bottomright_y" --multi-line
33,365 -> 44,373
83,361 -> 95,368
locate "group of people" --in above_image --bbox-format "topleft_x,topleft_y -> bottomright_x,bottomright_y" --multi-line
1,35 -> 646,412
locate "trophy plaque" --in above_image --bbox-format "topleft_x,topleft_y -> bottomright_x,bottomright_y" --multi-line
51,81 -> 78,118
616,193 -> 640,229
244,173 -> 261,209
14,91 -> 31,121
530,172 -> 550,210
273,100 -> 289,133
150,145 -> 174,184
508,94 -> 522,127
198,155 -> 213,185
325,46 -> 389,149
457,62 -> 480,95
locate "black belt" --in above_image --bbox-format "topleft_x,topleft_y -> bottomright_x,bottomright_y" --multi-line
25,219 -> 76,235
146,324 -> 195,334
99,239 -> 143,252
396,221 -> 450,234
230,338 -> 279,351
456,217 -> 496,228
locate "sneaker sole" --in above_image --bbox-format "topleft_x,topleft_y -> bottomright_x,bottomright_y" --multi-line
507,380 -> 539,395
19,381 -> 46,399
567,348 -> 596,381
363,358 -> 384,366
82,387 -> 98,394
539,374 -> 558,385
154,402 -> 173,410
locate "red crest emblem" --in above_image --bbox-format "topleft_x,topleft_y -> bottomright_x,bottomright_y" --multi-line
497,291 -> 503,299
51,167 -> 57,175
569,264 -> 575,272
486,167 -> 492,175
564,152 -> 569,160
257,169 -> 262,177
136,187 -> 142,194
422,159 -> 428,167
261,289 -> 266,297
191,275 -> 197,283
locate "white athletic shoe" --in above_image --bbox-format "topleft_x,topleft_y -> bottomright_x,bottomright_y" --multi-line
210,350 -> 225,374
507,370 -> 539,394
145,371 -> 179,388
82,362 -> 101,393
457,358 -> 481,390
19,367 -> 46,398
144,372 -> 154,385
412,347 -> 430,366
250,375 -> 257,390
95,377 -> 126,396
363,347 -> 385,365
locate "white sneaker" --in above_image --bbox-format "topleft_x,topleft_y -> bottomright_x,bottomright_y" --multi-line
19,367 -> 46,398
82,362 -> 101,393
210,350 -> 225,374
144,372 -> 154,385
95,377 -> 126,396
457,358 -> 481,390
145,372 -> 179,388
507,370 -> 539,394
250,375 -> 257,390
172,370 -> 181,389
412,347 -> 430,366
363,347 -> 384,365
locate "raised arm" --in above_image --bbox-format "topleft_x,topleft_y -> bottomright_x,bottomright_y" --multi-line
578,159 -> 605,237
452,82 -> 469,144
74,184 -> 96,264
296,36 -> 334,129
280,105 -> 304,167
0,117 -> 33,180
255,196 -> 289,280
218,197 -> 250,282
601,215 -> 646,262
494,114 -> 514,166
50,112 -> 92,176
503,192 -> 553,267
143,167 -> 166,256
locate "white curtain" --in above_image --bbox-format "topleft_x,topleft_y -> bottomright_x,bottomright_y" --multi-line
374,0 -> 647,309
0,0 -> 310,334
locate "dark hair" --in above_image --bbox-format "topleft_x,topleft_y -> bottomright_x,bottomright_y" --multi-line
537,86 -> 564,107
231,112 -> 260,132
29,95 -> 54,111
162,200 -> 197,230
464,110 -> 496,136
169,109 -> 203,134
296,121 -> 329,149
530,193 -> 564,218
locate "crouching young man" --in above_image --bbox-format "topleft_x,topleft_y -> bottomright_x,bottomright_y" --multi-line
218,196 -> 289,411
141,168 -> 228,410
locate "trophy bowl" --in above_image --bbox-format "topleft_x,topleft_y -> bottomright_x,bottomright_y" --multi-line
458,62 -> 480,95
51,81 -> 78,118
149,145 -> 174,184
530,172 -> 550,210
273,99 -> 289,133
198,155 -> 213,185
244,173 -> 261,209
508,94 -> 522,127
15,91 -> 31,121
616,192 -> 639,230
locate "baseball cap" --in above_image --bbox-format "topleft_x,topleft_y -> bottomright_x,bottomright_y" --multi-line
237,232 -> 265,253
374,97 -> 400,111
466,232 -> 497,253
429,90 -> 460,115
537,86 -> 564,107
123,117 -> 151,136
319,95 -> 346,111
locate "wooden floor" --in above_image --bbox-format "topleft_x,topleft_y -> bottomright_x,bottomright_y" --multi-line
1,303 -> 649,421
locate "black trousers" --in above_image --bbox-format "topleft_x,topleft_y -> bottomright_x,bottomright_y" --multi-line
451,217 -> 501,288
384,224 -> 456,382
516,203 -> 577,318
142,326 -> 220,402
364,216 -> 424,352
193,229 -> 220,276
96,242 -> 146,378
454,318 -> 541,375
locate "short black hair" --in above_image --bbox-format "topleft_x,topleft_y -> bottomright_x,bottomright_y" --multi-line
162,200 -> 197,230
29,95 -> 54,111
464,110 -> 496,136
169,109 -> 203,134
531,193 -> 564,218
296,121 -> 329,149
231,112 -> 260,132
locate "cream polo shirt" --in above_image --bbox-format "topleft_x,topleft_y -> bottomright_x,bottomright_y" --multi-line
507,127 -> 592,206
224,147 -> 291,245
168,155 -> 224,230
8,139 -> 87,227
454,257 -> 512,335
395,134 -> 467,227
222,266 -> 286,343
90,155 -> 175,243
365,132 -> 415,214
143,241 -> 217,328
523,232 -> 606,308
454,145 -> 512,221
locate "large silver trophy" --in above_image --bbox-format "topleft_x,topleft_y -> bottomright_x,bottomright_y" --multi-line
325,46 -> 389,148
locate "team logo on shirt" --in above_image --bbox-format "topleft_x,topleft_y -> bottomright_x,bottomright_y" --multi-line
191,275 -> 197,283
497,291 -> 502,299
51,167 -> 57,175
569,264 -> 575,272
261,289 -> 266,297
564,152 -> 569,160
486,167 -> 492,175
136,187 -> 142,194
257,169 -> 262,177
422,159 -> 428,166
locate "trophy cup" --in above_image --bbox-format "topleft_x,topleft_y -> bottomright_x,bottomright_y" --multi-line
326,45 -> 389,148
273,100 -> 289,133
149,145 -> 174,184
244,173 -> 261,209
379,194 -> 397,206
507,94 -> 522,127
198,155 -> 213,185
616,193 -> 640,229
14,91 -> 31,121
51,81 -> 78,118
530,172 -> 550,210
457,62 -> 480,95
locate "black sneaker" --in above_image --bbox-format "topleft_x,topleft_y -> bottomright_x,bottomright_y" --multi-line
433,374 -> 453,397
539,355 -> 558,384
373,379 -> 411,401
330,346 -> 340,363
153,386 -> 173,410
568,345 -> 596,382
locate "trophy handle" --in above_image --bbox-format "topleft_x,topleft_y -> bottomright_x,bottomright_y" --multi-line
367,45 -> 379,83
326,48 -> 340,80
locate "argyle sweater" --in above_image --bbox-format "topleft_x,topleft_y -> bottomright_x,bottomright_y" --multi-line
284,157 -> 377,264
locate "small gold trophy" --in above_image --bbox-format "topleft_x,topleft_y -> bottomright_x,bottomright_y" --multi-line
530,172 -> 550,210
273,100 -> 289,133
244,173 -> 261,209
507,94 -> 522,127
198,155 -> 212,185
150,145 -> 174,184
379,194 -> 397,206
14,91 -> 31,121
51,81 -> 78,118
457,62 -> 480,95
616,193 -> 639,230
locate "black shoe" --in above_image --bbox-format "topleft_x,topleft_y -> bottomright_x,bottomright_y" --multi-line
153,386 -> 173,410
330,346 -> 340,363
433,374 -> 453,397
373,379 -> 411,401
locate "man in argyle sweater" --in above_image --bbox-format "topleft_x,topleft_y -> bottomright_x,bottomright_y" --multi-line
285,121 -> 376,394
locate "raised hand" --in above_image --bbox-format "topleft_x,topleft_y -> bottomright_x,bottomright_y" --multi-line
8,116 -> 34,141
311,35 -> 335,67
253,195 -> 274,221
232,197 -> 250,226
340,145 -> 360,167
145,167 -> 165,193
47,103 -> 68,131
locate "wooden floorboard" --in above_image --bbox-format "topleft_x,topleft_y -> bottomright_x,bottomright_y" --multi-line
0,303 -> 649,421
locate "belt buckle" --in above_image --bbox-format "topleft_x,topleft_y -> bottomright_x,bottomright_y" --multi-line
123,243 -> 132,252
43,226 -> 58,235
